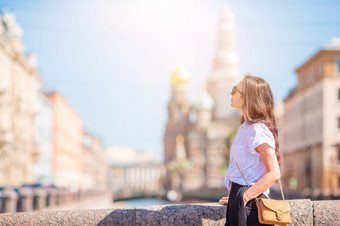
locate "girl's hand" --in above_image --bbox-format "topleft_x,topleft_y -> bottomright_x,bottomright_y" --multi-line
219,197 -> 229,205
243,192 -> 250,207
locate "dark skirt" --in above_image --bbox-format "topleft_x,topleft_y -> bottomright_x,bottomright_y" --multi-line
225,182 -> 273,226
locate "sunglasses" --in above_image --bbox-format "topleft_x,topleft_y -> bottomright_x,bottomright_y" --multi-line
231,86 -> 243,95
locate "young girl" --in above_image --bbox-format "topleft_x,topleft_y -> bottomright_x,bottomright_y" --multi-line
219,75 -> 281,226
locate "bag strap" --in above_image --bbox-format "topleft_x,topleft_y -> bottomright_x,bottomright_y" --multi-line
236,162 -> 285,201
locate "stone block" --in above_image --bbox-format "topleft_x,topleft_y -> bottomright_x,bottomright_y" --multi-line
135,203 -> 227,226
287,199 -> 313,226
313,200 -> 340,226
0,209 -> 95,225
95,208 -> 135,225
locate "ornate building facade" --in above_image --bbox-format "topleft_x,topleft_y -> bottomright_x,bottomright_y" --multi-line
164,7 -> 242,191
0,13 -> 40,186
34,84 -> 54,185
82,131 -> 107,189
47,93 -> 83,187
280,38 -> 340,196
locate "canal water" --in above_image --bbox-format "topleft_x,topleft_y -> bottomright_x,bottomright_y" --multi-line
121,198 -> 172,207
46,195 -> 212,211
115,197 -> 212,208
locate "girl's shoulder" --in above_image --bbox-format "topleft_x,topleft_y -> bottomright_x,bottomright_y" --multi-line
245,122 -> 275,150
246,122 -> 274,140
246,122 -> 270,132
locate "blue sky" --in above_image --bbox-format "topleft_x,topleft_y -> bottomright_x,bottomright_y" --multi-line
1,0 -> 340,162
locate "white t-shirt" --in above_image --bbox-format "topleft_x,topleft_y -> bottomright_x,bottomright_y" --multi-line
225,121 -> 276,197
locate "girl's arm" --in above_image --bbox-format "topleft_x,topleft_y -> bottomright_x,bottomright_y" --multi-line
243,143 -> 280,205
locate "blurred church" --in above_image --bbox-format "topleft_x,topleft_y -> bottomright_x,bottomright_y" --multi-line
163,7 -> 242,191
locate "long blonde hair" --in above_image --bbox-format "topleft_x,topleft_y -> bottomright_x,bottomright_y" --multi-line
240,75 -> 280,166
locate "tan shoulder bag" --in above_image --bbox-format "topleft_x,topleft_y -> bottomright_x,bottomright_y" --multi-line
236,163 -> 292,225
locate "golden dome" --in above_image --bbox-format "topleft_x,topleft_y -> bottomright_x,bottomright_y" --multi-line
170,68 -> 190,85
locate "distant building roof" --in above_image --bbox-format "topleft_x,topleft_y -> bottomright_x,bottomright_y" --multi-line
295,38 -> 340,73
322,38 -> 340,50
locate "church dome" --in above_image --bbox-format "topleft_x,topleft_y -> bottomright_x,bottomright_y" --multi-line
170,68 -> 190,84
195,84 -> 214,111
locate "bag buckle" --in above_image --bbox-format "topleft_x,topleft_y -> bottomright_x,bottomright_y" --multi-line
276,209 -> 284,221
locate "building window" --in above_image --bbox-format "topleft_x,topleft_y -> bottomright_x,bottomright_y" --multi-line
338,147 -> 340,161
189,112 -> 197,124
338,89 -> 340,100
338,117 -> 340,129
337,59 -> 340,73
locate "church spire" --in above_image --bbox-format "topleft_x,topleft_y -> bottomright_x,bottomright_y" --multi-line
206,6 -> 242,120
212,6 -> 240,77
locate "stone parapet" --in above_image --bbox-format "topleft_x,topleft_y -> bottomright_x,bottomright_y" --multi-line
16,188 -> 33,212
313,200 -> 340,226
0,199 -> 339,225
0,189 -> 18,213
32,188 -> 47,210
